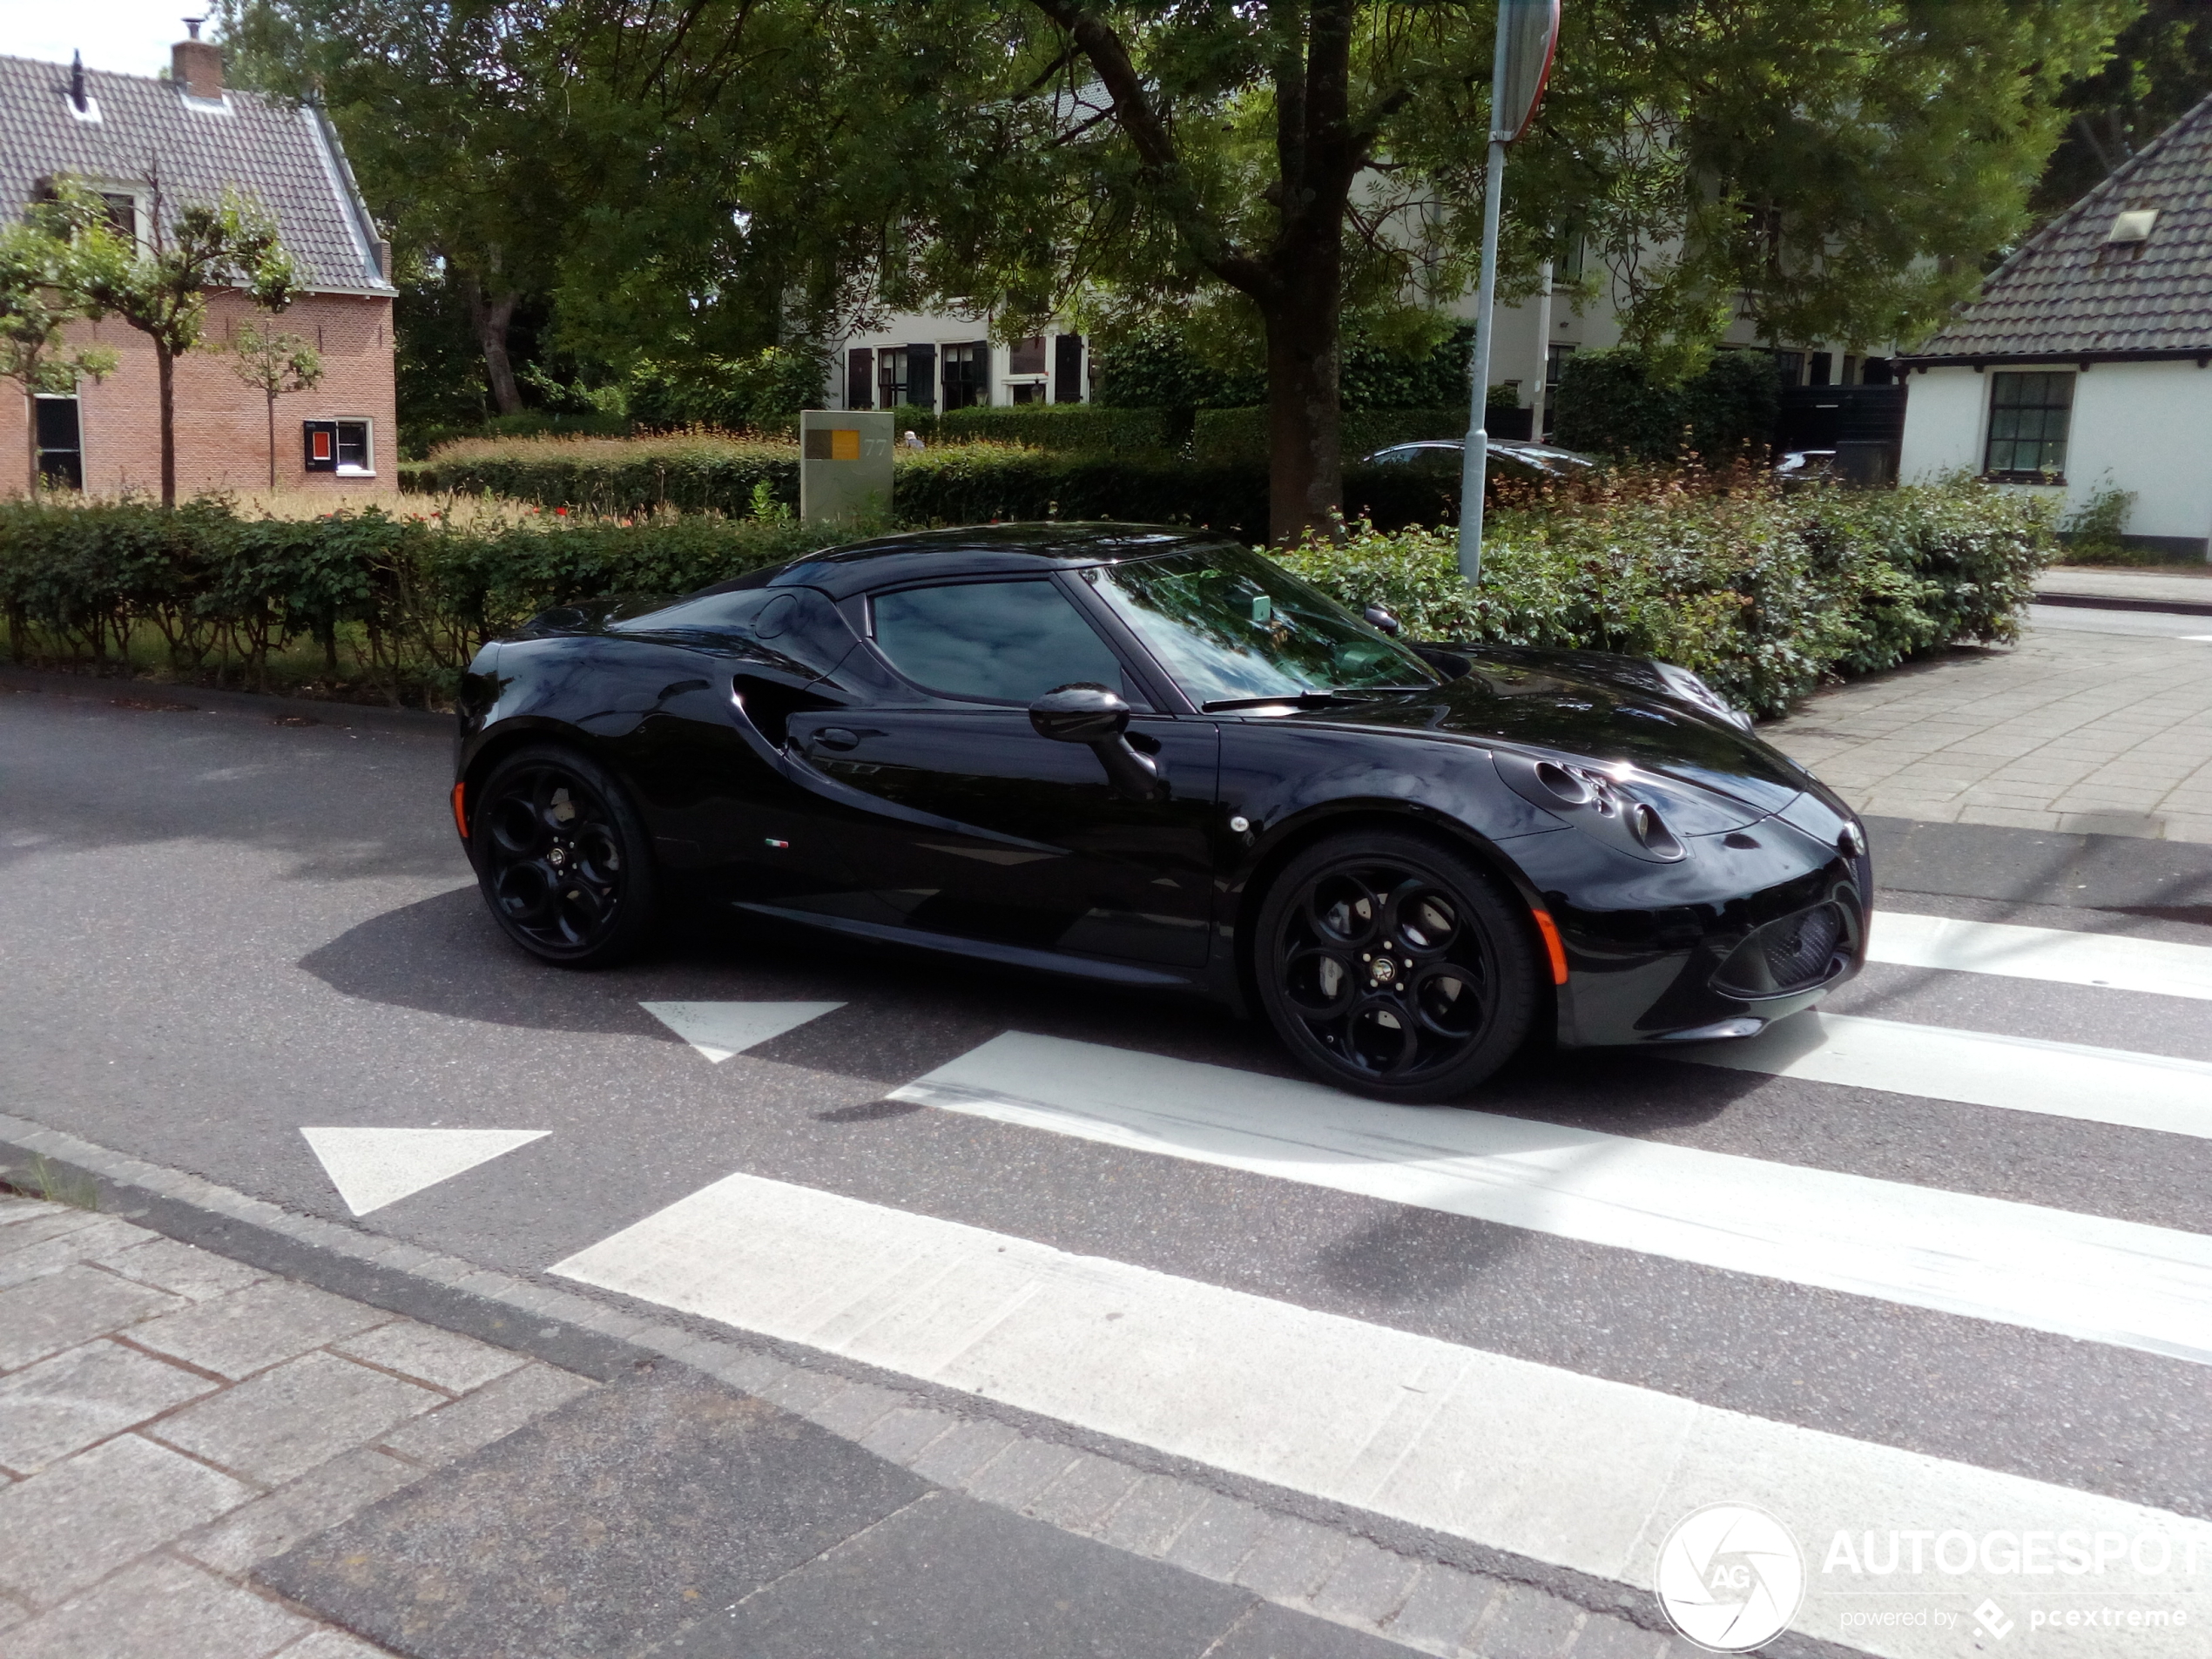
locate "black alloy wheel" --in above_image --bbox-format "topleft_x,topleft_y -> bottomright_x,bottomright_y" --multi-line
1256,830 -> 1540,1103
471,745 -> 658,967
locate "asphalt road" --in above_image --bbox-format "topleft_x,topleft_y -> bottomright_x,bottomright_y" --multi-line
6,660 -> 2212,1657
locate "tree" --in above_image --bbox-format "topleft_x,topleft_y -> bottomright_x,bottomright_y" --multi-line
823,2 -> 2129,541
2035,0 -> 2212,217
224,315 -> 323,488
0,193 -> 119,494
66,179 -> 300,507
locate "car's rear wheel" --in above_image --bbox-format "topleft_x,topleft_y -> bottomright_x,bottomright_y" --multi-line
1255,830 -> 1540,1103
471,745 -> 658,967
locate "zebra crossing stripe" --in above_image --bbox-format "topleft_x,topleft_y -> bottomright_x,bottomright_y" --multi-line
1683,1011 -> 2212,1141
1868,911 -> 2212,1001
551,1167 -> 2212,1659
884,1033 -> 2212,1365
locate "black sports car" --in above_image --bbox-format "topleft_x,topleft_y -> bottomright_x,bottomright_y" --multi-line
453,525 -> 1869,1103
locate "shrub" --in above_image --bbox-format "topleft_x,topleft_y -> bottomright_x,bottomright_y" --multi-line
1195,408 -> 1475,467
1279,473 -> 2053,717
0,496 -> 840,705
409,433 -> 801,518
629,343 -> 833,431
1553,347 -> 1781,463
936,404 -> 1171,454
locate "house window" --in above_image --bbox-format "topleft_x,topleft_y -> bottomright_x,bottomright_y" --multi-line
877,348 -> 908,410
34,395 -> 83,489
1808,352 -> 1832,387
99,192 -> 138,241
1771,350 -> 1805,388
302,420 -> 374,475
1008,381 -> 1047,404
941,342 -> 989,410
1008,336 -> 1046,375
1984,372 -> 2073,481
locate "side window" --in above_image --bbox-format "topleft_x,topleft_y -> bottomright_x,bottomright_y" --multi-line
871,580 -> 1136,705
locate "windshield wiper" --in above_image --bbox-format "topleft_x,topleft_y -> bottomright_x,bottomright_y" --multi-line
1200,691 -> 1359,712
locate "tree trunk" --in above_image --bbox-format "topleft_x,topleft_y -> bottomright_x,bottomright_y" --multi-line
156,342 -> 177,509
24,388 -> 37,496
266,388 -> 278,489
1261,250 -> 1344,546
465,281 -> 524,415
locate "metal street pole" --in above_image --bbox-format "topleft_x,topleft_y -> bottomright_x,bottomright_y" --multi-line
1455,133 -> 1508,585
1456,0 -> 1559,589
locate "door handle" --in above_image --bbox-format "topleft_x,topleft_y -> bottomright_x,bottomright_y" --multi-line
812,727 -> 861,752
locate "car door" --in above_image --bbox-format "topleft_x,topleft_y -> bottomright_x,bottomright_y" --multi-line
780,575 -> 1222,968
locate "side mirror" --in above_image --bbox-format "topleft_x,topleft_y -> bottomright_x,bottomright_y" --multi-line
1028,683 -> 1130,744
1028,683 -> 1163,801
1363,604 -> 1402,637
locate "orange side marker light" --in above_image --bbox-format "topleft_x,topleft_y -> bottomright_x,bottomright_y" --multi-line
450,780 -> 469,840
1532,907 -> 1568,985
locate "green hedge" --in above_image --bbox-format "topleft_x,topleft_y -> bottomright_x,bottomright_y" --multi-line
935,404 -> 1171,453
0,498 -> 840,704
404,433 -> 1458,534
1194,408 -> 1477,467
1280,475 -> 2053,717
1552,347 -> 1782,462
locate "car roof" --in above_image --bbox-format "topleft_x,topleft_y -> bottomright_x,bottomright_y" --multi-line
706,523 -> 1233,600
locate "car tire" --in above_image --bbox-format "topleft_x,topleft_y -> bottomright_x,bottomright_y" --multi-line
1255,829 -> 1540,1103
470,745 -> 659,968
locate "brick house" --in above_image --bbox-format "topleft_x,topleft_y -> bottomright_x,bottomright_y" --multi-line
0,36 -> 397,497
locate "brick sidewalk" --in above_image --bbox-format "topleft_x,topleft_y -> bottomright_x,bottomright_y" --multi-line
1764,619 -> 2212,843
0,1191 -> 592,1657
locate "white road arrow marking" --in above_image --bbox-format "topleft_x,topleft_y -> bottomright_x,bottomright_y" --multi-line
300,1126 -> 550,1217
639,1001 -> 845,1063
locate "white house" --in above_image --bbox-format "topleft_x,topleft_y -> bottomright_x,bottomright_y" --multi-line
1898,90 -> 2212,560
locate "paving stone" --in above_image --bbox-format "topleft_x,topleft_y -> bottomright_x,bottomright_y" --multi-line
1469,1581 -> 1586,1659
0,1206 -> 105,1252
904,1415 -> 1021,1486
0,1339 -> 216,1473
377,1360 -> 595,1466
183,1447 -> 427,1575
854,1401 -> 959,1463
0,1590 -> 30,1634
1022,1448 -> 1142,1532
153,1352 -> 442,1487
95,1235 -> 267,1303
1310,1536 -> 1423,1627
1233,1513 -> 1355,1602
330,1320 -> 527,1395
1163,1492 -> 1273,1580
958,1433 -> 1080,1509
1096,1471 -> 1212,1557
1383,1565 -> 1499,1655
1563,1612 -> 1670,1659
0,1220 -> 148,1291
128,1279 -> 392,1379
752,1364 -> 847,1416
806,1379 -> 906,1440
3,1553 -> 308,1659
0,1264 -> 182,1372
0,1433 -> 250,1608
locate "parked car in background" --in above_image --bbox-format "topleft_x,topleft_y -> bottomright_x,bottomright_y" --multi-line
1358,438 -> 1600,486
1775,449 -> 1838,488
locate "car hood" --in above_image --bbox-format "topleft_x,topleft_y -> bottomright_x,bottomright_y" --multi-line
1278,644 -> 1811,818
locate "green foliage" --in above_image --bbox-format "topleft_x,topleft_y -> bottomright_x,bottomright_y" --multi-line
2034,0 -> 2212,218
1553,349 -> 1781,463
0,193 -> 122,491
0,496 -> 843,703
1093,324 -> 1477,418
629,344 -> 832,432
2059,479 -> 2142,563
934,405 -> 1170,453
1196,409 -> 1471,468
1280,475 -> 2054,717
409,434 -> 801,517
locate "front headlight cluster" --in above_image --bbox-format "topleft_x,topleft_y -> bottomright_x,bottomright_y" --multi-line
1649,661 -> 1754,734
1495,750 -> 1767,865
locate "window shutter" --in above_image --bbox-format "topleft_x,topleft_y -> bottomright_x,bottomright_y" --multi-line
846,348 -> 873,409
1054,334 -> 1082,403
302,421 -> 338,473
905,343 -> 935,412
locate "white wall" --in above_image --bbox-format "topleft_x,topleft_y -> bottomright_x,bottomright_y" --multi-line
1902,360 -> 2212,553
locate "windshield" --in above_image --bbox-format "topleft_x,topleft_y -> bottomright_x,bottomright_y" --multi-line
1086,542 -> 1440,707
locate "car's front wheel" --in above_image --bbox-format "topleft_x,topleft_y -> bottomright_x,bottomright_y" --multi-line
471,745 -> 658,968
1255,829 -> 1540,1103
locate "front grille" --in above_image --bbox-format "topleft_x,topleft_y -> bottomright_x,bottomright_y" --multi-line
1713,900 -> 1855,997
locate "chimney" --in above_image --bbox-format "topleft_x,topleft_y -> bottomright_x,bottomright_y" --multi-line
173,18 -> 222,100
